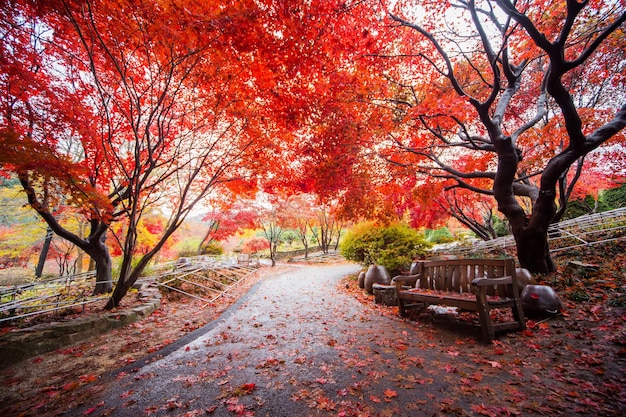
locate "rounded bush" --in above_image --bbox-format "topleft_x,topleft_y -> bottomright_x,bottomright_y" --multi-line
340,222 -> 431,276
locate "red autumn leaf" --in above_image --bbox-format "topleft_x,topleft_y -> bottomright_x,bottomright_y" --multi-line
239,383 -> 256,394
82,401 -> 104,416
62,381 -> 80,392
318,399 -> 336,411
120,390 -> 135,399
384,389 -> 398,399
485,360 -> 502,368
493,347 -> 505,355
394,341 -> 408,351
444,364 -> 458,373
471,403 -> 499,417
460,377 -> 473,385
79,374 -> 98,383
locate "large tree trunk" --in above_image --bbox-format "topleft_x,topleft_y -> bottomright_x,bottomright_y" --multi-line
106,271 -> 134,309
517,188 -> 558,273
105,249 -> 148,309
514,224 -> 556,274
495,145 -> 559,274
106,266 -> 139,309
105,225 -> 178,309
90,236 -> 113,295
492,137 -> 558,274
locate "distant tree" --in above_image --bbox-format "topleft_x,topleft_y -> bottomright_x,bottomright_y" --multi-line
310,206 -> 343,254
241,237 -> 269,255
256,204 -> 286,267
0,180 -> 43,269
289,196 -> 316,259
198,203 -> 258,254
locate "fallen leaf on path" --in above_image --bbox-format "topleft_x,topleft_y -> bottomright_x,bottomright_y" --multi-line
383,389 -> 398,400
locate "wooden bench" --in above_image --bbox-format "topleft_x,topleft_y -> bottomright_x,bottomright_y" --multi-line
393,258 -> 526,342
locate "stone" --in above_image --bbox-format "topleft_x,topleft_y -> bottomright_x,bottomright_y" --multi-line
515,268 -> 536,289
364,265 -> 391,294
357,271 -> 366,289
564,261 -> 599,277
0,281 -> 164,368
176,257 -> 192,268
521,285 -> 563,316
372,284 -> 397,306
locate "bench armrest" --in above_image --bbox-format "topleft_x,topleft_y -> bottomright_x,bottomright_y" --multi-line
392,274 -> 421,290
471,276 -> 513,287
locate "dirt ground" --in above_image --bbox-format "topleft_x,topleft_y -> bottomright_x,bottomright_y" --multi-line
1,248 -> 625,416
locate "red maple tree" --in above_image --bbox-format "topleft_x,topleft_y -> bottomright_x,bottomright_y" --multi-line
375,0 -> 626,272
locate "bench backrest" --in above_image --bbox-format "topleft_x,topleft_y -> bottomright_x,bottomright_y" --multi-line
414,258 -> 516,295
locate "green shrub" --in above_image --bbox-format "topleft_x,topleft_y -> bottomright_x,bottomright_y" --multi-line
492,216 -> 510,237
603,183 -> 626,210
202,242 -> 224,255
424,227 -> 454,244
340,222 -> 431,276
177,248 -> 199,258
563,194 -> 612,220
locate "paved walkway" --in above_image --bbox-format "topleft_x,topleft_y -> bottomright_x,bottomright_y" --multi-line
70,264 -> 531,416
69,264 -> 427,416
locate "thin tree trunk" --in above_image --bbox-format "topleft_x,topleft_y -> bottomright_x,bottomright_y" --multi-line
75,250 -> 84,274
35,227 -> 53,278
270,241 -> 278,267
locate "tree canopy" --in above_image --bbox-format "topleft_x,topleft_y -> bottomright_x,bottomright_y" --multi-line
1,0 -> 625,306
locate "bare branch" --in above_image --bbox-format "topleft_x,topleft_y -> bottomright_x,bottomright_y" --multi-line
511,68 -> 549,143
388,13 -> 473,101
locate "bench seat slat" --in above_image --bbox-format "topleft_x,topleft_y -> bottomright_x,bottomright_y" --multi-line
398,290 -> 480,311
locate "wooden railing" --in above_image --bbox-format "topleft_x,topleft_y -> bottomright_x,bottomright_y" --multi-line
436,207 -> 626,256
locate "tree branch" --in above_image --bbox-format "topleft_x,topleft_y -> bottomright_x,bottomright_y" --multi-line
388,13 -> 473,101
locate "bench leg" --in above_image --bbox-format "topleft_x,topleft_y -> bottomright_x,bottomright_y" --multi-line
476,291 -> 495,343
512,298 -> 526,331
398,298 -> 408,317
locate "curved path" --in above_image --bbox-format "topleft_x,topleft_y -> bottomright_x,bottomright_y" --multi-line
72,263 -> 577,416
